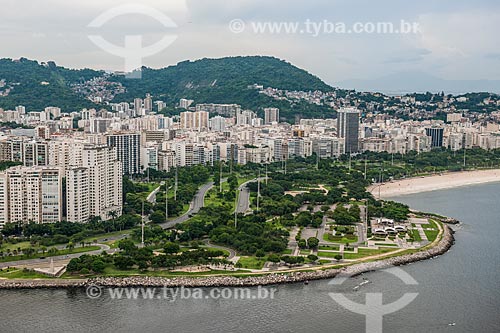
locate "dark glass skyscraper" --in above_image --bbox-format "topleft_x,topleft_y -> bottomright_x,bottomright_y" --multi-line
425,127 -> 444,148
337,108 -> 360,153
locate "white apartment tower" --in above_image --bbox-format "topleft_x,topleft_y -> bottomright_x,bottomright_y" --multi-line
264,108 -> 280,124
66,145 -> 122,223
0,166 -> 62,226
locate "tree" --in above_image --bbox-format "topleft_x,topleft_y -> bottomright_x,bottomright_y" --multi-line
298,239 -> 307,249
228,174 -> 238,192
150,210 -> 166,224
117,239 -> 136,254
114,255 -> 135,270
334,254 -> 343,261
267,253 -> 281,264
66,242 -> 74,252
163,242 -> 180,255
307,237 -> 319,249
307,254 -> 318,262
255,249 -> 266,258
91,259 -> 106,273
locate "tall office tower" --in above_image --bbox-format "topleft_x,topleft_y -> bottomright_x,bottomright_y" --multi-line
264,108 -> 280,124
0,166 -> 62,226
106,132 -> 140,175
144,94 -> 153,113
134,98 -> 143,115
66,145 -> 122,223
425,127 -> 444,148
337,107 -> 360,153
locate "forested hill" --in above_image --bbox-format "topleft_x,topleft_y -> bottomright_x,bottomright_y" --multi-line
110,56 -> 334,120
0,56 -> 335,120
112,56 -> 331,98
0,58 -> 102,111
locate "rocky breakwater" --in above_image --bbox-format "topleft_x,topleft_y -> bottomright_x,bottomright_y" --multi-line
0,278 -> 86,289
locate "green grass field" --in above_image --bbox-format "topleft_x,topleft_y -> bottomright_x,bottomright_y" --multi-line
424,229 -> 439,241
343,248 -> 398,260
0,268 -> 51,279
317,251 -> 343,258
237,256 -> 267,269
322,233 -> 358,244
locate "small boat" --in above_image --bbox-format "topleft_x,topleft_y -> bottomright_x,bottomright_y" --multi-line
304,280 -> 309,285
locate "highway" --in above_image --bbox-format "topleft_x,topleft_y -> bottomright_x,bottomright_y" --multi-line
0,243 -> 111,269
235,177 -> 267,214
159,181 -> 215,229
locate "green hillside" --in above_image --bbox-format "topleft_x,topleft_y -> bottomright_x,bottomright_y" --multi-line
0,58 -> 102,112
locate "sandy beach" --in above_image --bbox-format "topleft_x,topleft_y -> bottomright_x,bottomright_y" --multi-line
369,169 -> 500,199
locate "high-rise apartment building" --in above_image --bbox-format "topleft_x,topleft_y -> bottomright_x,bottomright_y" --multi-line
66,145 -> 122,223
0,166 -> 62,226
264,108 -> 280,124
106,132 -> 140,175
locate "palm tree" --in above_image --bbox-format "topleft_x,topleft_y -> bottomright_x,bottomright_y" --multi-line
107,210 -> 118,231
66,242 -> 75,252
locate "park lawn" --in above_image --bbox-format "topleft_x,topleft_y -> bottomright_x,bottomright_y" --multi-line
322,233 -> 358,244
281,249 -> 293,255
424,229 -> 439,242
200,246 -> 231,257
319,245 -> 340,251
411,229 -> 422,242
374,243 -> 399,247
237,256 -> 267,269
0,246 -> 101,263
299,249 -> 312,255
421,219 -> 439,230
317,251 -> 342,258
0,268 -> 51,279
343,248 -> 398,260
0,241 -> 33,252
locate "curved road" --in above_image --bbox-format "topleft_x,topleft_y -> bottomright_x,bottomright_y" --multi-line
159,181 -> 215,229
236,177 -> 267,214
0,243 -> 111,269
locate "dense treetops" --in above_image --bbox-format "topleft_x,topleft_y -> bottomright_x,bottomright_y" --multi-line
0,58 -> 102,111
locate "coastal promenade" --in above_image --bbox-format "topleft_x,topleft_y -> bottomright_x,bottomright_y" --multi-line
0,221 -> 455,289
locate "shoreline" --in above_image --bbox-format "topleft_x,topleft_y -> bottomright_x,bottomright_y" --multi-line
0,224 -> 455,290
368,169 -> 500,199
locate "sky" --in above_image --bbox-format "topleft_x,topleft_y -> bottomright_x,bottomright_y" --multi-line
1,0 -> 499,90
